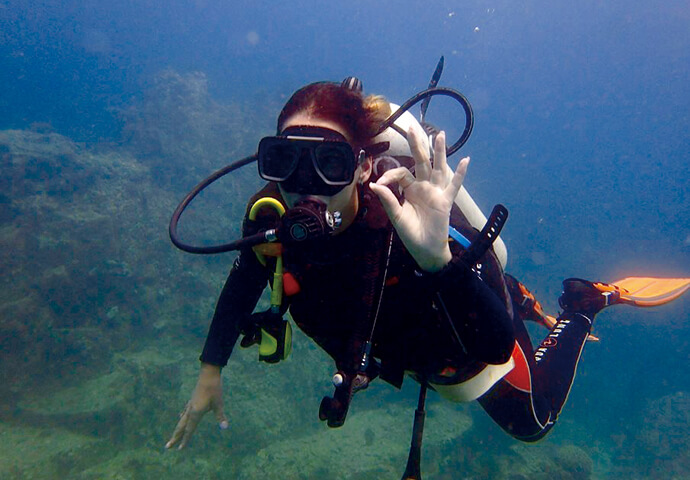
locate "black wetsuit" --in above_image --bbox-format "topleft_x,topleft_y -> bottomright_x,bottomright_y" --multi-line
481,276 -> 597,441
201,182 -> 597,442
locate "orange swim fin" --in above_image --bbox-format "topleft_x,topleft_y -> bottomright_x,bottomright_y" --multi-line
593,277 -> 690,307
517,277 -> 689,343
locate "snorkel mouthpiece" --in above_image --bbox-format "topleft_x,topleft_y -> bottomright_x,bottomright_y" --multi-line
280,197 -> 341,243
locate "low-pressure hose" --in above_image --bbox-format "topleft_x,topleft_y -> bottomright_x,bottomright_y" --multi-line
376,87 -> 474,157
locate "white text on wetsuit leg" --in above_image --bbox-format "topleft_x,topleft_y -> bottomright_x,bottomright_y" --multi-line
534,319 -> 571,362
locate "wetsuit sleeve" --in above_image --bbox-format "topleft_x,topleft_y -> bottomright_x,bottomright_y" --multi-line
434,255 -> 515,365
199,250 -> 268,367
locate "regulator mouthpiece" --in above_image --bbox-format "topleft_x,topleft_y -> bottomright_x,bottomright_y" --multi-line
280,197 -> 341,243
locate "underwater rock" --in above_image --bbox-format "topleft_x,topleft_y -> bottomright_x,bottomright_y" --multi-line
0,422 -> 106,479
0,129 -> 91,198
486,441 -> 596,480
16,346 -> 189,447
0,125 -> 232,397
74,447 -> 230,480
636,391 -> 690,476
235,401 -> 471,480
118,70 -> 252,180
554,444 -> 594,479
0,347 -> 217,478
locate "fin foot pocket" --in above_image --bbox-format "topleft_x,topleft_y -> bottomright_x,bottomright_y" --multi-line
507,276 -> 601,341
559,278 -> 620,316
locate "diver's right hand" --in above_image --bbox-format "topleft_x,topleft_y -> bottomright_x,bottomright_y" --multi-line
165,362 -> 229,450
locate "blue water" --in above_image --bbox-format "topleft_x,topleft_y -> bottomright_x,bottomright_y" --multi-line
1,0 -> 689,478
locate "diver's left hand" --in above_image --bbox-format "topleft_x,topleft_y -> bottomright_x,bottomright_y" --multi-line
369,129 -> 469,273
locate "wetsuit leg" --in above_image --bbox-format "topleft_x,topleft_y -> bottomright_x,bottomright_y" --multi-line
478,277 -> 594,442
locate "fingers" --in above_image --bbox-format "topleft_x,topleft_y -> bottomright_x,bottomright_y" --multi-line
166,401 -> 217,450
178,408 -> 205,449
410,128 -> 450,189
408,126 -> 431,182
375,166 -> 416,189
165,424 -> 184,449
214,403 -> 229,430
444,157 -> 470,202
369,181 -> 403,225
430,131 -> 447,186
165,402 -> 191,449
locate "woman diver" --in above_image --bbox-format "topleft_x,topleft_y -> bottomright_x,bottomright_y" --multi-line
165,79 -> 689,474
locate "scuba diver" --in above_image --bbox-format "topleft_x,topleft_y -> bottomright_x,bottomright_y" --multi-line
165,62 -> 689,479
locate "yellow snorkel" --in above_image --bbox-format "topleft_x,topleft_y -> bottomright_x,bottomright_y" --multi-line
246,197 -> 292,363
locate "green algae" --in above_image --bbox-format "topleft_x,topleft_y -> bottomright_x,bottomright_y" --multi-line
0,423 -> 104,479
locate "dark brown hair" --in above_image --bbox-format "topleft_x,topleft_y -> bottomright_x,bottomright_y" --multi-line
277,82 -> 390,150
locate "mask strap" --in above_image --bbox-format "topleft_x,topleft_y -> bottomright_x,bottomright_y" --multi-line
362,141 -> 390,158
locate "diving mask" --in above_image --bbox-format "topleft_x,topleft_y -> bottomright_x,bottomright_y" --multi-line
258,126 -> 365,196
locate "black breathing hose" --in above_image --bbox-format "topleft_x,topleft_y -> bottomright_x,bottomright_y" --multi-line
168,154 -> 258,254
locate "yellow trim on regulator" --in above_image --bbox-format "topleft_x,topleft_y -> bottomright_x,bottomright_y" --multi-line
248,197 -> 286,220
259,330 -> 279,358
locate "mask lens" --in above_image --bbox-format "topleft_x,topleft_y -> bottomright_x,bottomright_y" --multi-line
259,139 -> 300,181
314,144 -> 355,184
